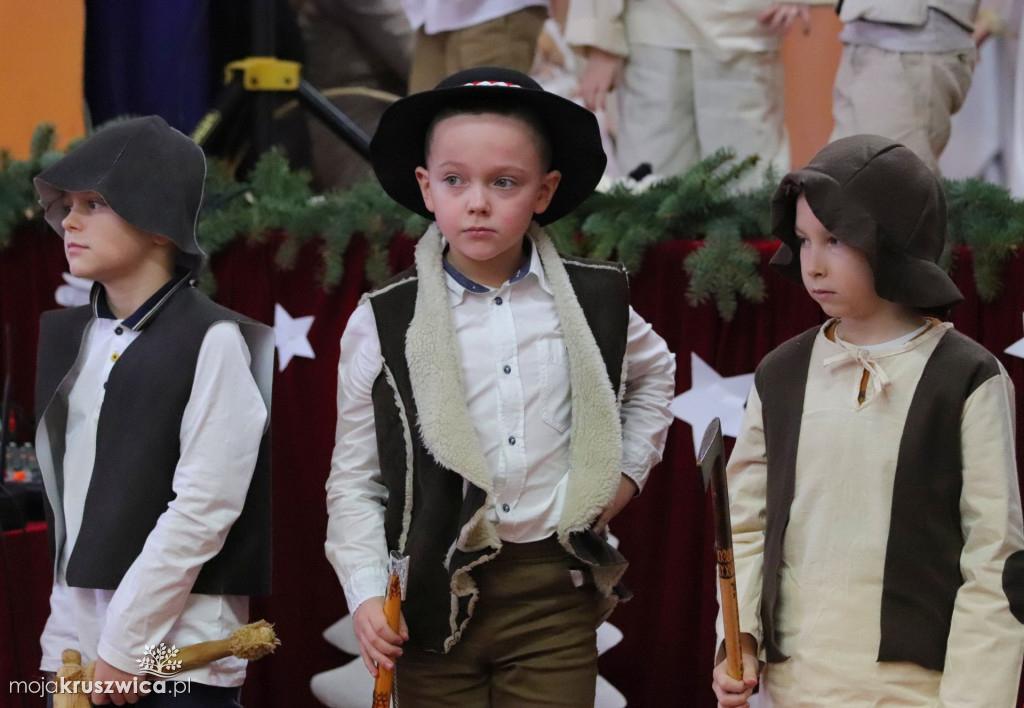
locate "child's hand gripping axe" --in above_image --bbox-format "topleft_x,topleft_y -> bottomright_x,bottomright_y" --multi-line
372,551 -> 409,708
698,417 -> 743,680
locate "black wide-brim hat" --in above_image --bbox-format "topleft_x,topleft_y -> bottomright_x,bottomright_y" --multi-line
370,66 -> 606,226
769,134 -> 963,310
34,115 -> 207,274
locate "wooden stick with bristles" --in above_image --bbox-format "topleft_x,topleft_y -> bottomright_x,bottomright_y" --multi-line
172,619 -> 280,671
53,621 -> 280,707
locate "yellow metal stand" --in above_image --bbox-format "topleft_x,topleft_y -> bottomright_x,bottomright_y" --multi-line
224,57 -> 301,91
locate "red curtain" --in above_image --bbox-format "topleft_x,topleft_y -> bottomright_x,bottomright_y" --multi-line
2,226 -> 1022,707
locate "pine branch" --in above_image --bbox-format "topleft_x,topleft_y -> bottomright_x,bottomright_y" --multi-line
4,122 -> 1024,314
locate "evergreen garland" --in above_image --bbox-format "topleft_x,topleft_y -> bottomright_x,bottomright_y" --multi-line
0,124 -> 64,247
944,178 -> 1024,301
546,150 -> 776,318
3,123 -> 1023,319
196,150 -> 427,294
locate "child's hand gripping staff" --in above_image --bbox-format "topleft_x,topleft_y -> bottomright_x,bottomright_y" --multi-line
53,621 -> 281,708
700,418 -> 758,706
372,552 -> 409,708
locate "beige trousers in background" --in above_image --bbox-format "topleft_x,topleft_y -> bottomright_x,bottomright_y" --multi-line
831,43 -> 976,174
408,6 -> 547,94
616,44 -> 789,188
394,537 -> 601,707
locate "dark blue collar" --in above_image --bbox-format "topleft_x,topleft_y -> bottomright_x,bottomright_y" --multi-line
91,267 -> 192,331
442,239 -> 533,293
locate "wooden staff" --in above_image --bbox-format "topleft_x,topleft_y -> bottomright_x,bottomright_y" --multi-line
698,417 -> 743,680
53,620 -> 280,708
371,552 -> 409,708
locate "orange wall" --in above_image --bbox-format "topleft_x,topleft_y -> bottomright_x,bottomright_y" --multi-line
782,7 -> 844,169
0,0 -> 86,158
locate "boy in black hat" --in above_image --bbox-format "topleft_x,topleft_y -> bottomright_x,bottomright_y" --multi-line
325,67 -> 676,705
33,116 -> 273,706
713,134 -> 1024,707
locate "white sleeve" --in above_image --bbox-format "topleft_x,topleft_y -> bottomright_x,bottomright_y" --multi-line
97,321 -> 267,674
719,385 -> 767,656
618,306 -> 676,491
939,370 -> 1024,707
563,0 -> 629,55
39,583 -> 81,672
324,302 -> 391,613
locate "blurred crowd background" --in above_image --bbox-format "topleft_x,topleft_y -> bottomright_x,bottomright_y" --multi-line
2,0 -> 1021,200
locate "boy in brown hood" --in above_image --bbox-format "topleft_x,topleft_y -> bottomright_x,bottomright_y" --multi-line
713,134 -> 1024,707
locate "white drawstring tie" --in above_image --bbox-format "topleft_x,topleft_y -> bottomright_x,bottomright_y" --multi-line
823,347 -> 891,396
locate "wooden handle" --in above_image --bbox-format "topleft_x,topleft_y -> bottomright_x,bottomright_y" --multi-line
53,650 -> 93,708
371,573 -> 403,707
717,547 -> 743,681
173,638 -> 234,672
147,619 -> 281,673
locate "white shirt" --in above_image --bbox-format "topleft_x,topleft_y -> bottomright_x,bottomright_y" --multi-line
841,8 -> 976,52
564,0 -> 831,61
325,242 -> 676,613
39,314 -> 268,687
400,0 -> 547,34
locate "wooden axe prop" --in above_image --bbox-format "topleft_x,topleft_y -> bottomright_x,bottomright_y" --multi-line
371,551 -> 409,708
54,620 -> 280,708
698,417 -> 743,681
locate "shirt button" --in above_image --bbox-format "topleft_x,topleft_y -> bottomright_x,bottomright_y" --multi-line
494,296 -> 503,305
110,353 -> 119,362
114,326 -> 124,335
508,436 -> 516,446
503,365 -> 511,374
502,503 -> 510,513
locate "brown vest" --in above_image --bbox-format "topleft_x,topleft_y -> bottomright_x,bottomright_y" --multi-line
368,256 -> 631,652
755,326 -> 1001,670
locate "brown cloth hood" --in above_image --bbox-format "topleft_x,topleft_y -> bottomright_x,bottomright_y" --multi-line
769,134 -> 962,310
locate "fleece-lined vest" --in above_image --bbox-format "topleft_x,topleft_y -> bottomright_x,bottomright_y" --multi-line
367,241 -> 631,653
35,286 -> 274,595
755,326 -> 1001,670
836,0 -> 980,30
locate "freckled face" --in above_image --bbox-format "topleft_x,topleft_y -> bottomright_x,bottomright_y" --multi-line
415,112 -> 561,286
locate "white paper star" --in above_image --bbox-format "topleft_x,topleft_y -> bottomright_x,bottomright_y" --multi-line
273,303 -> 315,371
1005,315 -> 1024,360
55,272 -> 93,308
670,353 -> 755,454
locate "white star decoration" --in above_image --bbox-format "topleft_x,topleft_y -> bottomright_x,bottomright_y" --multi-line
670,353 -> 755,454
273,303 -> 315,371
1005,315 -> 1024,360
55,272 -> 93,308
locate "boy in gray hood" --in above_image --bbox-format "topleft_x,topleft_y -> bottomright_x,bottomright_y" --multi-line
33,116 -> 273,707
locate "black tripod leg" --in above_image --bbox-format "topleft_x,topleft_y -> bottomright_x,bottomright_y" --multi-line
191,77 -> 248,147
296,79 -> 372,161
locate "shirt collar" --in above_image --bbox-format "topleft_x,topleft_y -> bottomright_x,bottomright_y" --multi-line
90,267 -> 192,331
442,236 -> 551,298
